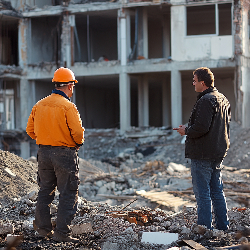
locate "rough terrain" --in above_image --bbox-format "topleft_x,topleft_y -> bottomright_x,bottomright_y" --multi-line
1,121 -> 250,249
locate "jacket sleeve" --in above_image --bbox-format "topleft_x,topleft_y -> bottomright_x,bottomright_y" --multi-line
66,104 -> 85,146
185,98 -> 215,139
26,106 -> 37,140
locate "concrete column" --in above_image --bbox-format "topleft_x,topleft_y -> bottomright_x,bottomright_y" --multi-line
20,78 -> 30,130
118,9 -> 131,132
20,141 -> 30,159
20,78 -> 31,158
162,78 -> 171,127
18,18 -> 28,69
118,9 -> 130,65
162,15 -> 170,59
137,7 -> 148,59
242,65 -> 250,127
119,72 -> 131,132
171,70 -> 182,128
61,14 -> 75,67
138,75 -> 149,127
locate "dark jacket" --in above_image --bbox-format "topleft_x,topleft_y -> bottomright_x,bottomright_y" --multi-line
185,87 -> 231,160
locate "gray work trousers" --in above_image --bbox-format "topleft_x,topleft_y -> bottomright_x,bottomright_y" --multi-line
34,145 -> 80,236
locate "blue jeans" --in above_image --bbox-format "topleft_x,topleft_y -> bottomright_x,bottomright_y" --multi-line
191,159 -> 229,230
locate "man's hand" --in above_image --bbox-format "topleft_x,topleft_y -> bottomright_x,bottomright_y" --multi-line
173,125 -> 186,136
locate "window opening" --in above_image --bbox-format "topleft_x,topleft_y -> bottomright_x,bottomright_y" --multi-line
0,89 -> 15,130
219,3 -> 232,35
186,3 -> 232,36
187,5 -> 215,35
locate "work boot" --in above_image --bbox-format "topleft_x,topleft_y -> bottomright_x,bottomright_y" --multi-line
52,231 -> 79,243
33,220 -> 53,238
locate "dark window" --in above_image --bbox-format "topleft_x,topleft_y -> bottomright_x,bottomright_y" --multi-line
187,5 -> 215,35
219,3 -> 232,35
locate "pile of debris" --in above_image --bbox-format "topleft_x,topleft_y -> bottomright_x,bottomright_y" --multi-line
1,191 -> 250,249
1,121 -> 250,249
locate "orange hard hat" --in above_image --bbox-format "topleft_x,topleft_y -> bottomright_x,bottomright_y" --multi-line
52,67 -> 78,83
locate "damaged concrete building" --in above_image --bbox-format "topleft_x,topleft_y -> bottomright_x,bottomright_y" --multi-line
0,0 -> 248,158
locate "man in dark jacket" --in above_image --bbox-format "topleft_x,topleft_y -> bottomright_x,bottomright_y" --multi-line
173,67 -> 230,230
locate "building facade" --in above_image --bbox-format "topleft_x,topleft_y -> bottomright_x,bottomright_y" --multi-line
0,0 -> 248,158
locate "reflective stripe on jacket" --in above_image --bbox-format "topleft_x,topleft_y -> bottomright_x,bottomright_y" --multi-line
26,92 -> 84,147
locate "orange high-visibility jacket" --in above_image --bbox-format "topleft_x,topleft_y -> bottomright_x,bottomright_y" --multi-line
26,93 -> 84,147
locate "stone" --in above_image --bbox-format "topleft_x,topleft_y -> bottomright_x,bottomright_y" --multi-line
141,232 -> 178,245
28,191 -> 37,201
0,223 -> 14,235
72,223 -> 93,235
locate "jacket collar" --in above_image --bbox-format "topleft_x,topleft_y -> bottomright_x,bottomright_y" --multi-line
52,89 -> 70,101
197,87 -> 217,100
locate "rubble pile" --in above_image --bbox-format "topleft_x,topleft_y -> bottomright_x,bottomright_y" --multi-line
1,193 -> 250,249
0,150 -> 38,206
1,121 -> 250,249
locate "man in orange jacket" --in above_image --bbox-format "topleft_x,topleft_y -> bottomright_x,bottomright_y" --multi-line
26,67 -> 85,243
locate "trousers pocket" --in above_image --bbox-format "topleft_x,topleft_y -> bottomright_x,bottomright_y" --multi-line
69,171 -> 80,190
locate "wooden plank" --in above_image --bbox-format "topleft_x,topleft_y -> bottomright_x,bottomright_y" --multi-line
183,240 -> 208,250
136,190 -> 195,212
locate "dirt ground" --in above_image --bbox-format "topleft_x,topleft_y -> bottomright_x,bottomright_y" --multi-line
0,120 -> 250,249
0,121 -> 248,206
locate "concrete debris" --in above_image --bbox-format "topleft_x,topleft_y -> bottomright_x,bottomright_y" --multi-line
72,223 -> 93,235
0,223 -> 14,235
1,196 -> 250,249
141,232 -> 178,245
3,168 -> 16,178
1,122 -> 250,248
0,65 -> 22,76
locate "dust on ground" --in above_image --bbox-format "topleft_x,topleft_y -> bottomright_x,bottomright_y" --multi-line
0,121 -> 250,249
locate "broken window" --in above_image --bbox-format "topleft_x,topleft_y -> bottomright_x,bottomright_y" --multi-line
218,3 -> 232,35
30,16 -> 61,65
74,12 -> 117,63
186,3 -> 231,36
0,89 -> 15,130
0,19 -> 18,66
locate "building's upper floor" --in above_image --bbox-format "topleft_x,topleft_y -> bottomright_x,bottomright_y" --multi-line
0,0 -> 248,79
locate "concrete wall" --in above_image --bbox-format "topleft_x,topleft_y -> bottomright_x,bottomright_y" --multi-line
171,5 -> 233,61
30,17 -> 60,64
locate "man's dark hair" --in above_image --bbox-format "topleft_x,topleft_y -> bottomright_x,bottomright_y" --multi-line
193,67 -> 214,87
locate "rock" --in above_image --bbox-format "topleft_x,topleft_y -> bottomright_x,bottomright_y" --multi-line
97,182 -> 116,195
191,224 -> 207,235
50,204 -> 57,214
28,190 -> 37,201
72,223 -> 93,235
102,242 -> 120,250
239,237 -> 248,244
168,162 -> 188,172
4,167 -> 16,178
0,222 -> 14,235
27,156 -> 37,163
